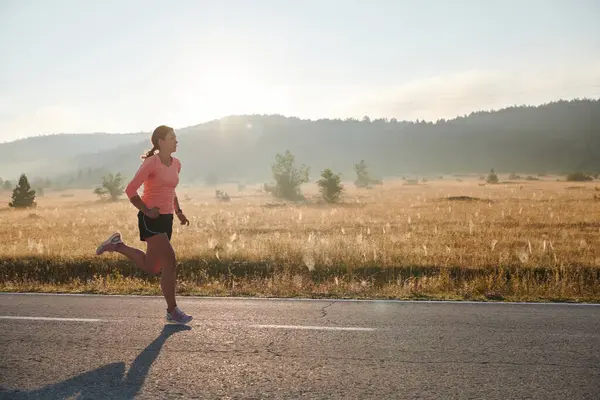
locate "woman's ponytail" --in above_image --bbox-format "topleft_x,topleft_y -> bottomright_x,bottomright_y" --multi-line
141,145 -> 157,159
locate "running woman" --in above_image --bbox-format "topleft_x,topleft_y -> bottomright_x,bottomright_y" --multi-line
95,125 -> 193,324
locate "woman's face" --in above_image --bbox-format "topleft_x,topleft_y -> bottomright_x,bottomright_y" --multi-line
159,130 -> 178,154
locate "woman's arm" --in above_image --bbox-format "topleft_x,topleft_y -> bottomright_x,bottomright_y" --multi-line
129,195 -> 150,214
125,157 -> 155,214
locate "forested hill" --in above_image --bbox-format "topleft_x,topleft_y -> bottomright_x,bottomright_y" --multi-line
1,98 -> 599,188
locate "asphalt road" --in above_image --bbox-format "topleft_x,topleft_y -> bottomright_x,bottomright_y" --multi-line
0,294 -> 598,399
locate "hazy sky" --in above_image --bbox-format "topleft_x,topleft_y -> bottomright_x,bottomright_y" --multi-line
1,0 -> 599,142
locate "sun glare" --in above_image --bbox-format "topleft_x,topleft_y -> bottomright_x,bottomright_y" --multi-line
171,58 -> 282,125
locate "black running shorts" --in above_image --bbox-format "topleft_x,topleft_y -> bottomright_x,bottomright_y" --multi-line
137,211 -> 173,241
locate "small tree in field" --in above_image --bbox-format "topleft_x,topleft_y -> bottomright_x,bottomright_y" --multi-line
271,150 -> 310,200
9,174 -> 36,208
94,172 -> 125,201
317,169 -> 344,203
354,159 -> 371,188
486,168 -> 499,184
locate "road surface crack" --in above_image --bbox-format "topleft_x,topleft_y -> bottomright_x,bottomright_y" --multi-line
319,301 -> 335,319
266,341 -> 281,357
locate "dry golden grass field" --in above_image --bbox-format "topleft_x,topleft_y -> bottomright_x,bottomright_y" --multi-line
1,175 -> 599,302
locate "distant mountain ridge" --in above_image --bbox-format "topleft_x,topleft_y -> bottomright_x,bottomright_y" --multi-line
1,98 -> 599,189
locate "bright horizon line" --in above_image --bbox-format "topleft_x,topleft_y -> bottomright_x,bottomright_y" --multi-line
3,94 -> 597,144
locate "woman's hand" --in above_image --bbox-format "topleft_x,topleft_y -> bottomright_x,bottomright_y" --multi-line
177,211 -> 190,226
131,196 -> 159,219
144,206 -> 160,219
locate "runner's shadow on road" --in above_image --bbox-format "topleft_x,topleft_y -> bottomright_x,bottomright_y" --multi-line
2,324 -> 191,400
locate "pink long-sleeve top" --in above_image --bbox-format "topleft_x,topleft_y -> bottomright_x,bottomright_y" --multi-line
125,155 -> 181,214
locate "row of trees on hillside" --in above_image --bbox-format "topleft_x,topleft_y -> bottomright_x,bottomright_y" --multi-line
3,99 -> 598,188
162,98 -> 600,182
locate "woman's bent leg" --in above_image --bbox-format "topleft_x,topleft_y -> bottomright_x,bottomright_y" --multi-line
96,232 -> 157,275
114,243 -> 152,273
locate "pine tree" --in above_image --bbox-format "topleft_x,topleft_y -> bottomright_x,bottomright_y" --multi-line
9,174 -> 36,208
486,168 -> 499,184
